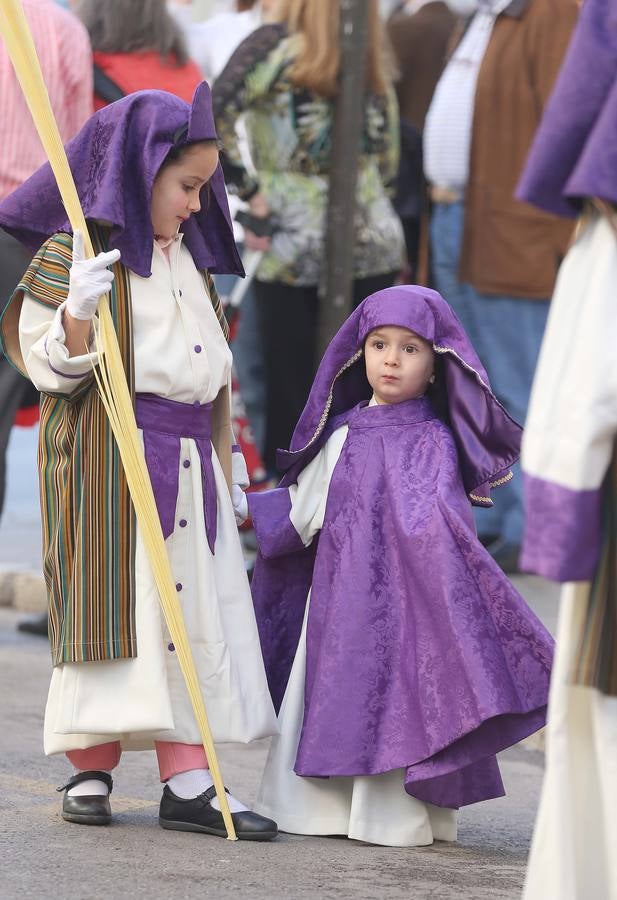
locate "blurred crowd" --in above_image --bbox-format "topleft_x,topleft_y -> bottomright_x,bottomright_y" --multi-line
0,0 -> 579,576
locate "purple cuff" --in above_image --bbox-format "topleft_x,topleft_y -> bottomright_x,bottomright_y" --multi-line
248,488 -> 306,560
521,472 -> 602,582
44,335 -> 91,380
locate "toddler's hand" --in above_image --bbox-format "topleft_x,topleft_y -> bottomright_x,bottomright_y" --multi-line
66,230 -> 121,321
231,483 -> 248,525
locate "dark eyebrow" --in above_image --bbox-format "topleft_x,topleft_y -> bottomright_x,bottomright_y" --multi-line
370,330 -> 421,341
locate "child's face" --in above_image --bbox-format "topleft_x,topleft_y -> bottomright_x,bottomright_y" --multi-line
151,143 -> 220,240
364,326 -> 435,405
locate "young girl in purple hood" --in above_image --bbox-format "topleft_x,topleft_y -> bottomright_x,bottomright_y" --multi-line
0,83 -> 278,839
247,285 -> 553,847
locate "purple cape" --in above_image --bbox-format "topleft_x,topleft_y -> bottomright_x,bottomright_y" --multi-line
516,0 -> 617,216
250,399 -> 552,809
249,287 -> 550,809
0,82 -> 243,278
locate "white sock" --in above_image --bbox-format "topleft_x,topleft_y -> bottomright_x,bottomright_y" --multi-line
67,770 -> 111,797
212,792 -> 248,814
166,769 -> 248,812
167,768 -> 213,798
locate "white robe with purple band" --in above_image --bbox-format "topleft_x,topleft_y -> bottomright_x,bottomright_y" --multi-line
521,214 -> 617,900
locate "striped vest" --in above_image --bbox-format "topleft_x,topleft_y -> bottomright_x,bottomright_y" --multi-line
0,226 -> 229,665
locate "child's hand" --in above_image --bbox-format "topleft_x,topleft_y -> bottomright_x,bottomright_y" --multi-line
66,230 -> 121,321
231,484 -> 248,525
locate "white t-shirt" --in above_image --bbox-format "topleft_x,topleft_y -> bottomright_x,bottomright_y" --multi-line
423,0 -> 510,191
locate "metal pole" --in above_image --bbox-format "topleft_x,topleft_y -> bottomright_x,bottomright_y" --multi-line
319,0 -> 370,355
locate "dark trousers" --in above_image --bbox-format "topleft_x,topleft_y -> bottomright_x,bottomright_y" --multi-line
0,230 -> 35,517
254,272 -> 397,473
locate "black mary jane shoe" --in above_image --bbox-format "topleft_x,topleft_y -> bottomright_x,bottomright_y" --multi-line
159,784 -> 278,841
57,770 -> 113,825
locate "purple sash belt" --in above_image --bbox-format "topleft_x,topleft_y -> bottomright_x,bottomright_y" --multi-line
135,393 -> 217,553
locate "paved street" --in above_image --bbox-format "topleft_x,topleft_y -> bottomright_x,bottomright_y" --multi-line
0,425 -> 559,900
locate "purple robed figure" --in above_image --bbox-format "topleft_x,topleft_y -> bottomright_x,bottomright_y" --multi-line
249,286 -> 553,827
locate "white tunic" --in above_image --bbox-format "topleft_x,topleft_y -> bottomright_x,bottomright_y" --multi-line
19,236 -> 278,753
522,215 -> 617,900
254,414 -> 458,846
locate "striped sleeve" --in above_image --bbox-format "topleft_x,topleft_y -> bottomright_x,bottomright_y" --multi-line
1,232 -> 74,377
16,231 -> 73,307
204,270 -> 230,342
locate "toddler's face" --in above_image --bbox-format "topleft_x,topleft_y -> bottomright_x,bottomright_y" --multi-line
150,143 -> 219,240
364,325 -> 435,405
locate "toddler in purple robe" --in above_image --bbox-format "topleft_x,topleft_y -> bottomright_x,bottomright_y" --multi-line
248,285 -> 553,847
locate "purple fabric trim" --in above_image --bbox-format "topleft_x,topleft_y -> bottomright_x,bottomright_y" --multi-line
516,0 -> 617,217
521,472 -> 602,582
232,444 -> 241,453
248,488 -> 305,560
44,334 -> 91,380
135,393 -> 217,553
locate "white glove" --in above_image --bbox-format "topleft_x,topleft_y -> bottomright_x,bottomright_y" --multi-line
232,483 -> 248,525
66,230 -> 121,320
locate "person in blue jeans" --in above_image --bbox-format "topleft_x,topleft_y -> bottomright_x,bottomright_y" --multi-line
423,0 -> 575,571
430,201 -> 549,568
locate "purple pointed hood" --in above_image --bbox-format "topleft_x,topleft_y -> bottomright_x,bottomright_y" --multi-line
0,82 -> 244,277
516,0 -> 617,217
278,285 -> 522,505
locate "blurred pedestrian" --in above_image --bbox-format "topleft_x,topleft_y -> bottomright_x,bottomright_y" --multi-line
424,0 -> 577,572
169,0 -> 264,82
386,0 -> 457,278
0,0 -> 92,523
74,0 -> 203,107
516,0 -> 617,894
213,0 -> 405,474
173,0 -> 273,458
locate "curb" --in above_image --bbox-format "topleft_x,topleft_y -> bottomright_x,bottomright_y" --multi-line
0,569 -> 47,613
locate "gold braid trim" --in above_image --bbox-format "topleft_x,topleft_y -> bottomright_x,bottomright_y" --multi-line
293,349 -> 364,455
469,493 -> 493,505
490,470 -> 514,488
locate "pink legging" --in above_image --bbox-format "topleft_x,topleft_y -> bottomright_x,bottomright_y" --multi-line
65,741 -> 208,782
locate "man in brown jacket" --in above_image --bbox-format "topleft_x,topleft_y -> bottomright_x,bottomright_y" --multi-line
424,0 -> 577,571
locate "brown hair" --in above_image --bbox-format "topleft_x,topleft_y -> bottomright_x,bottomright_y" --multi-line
161,138 -> 220,169
270,0 -> 388,98
75,0 -> 189,64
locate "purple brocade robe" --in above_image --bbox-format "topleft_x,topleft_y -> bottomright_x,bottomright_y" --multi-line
250,397 -> 553,809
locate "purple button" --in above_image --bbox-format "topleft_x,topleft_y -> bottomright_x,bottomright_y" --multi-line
193,401 -> 200,409
175,583 -> 183,591
183,459 -> 190,469
168,642 -> 175,652
194,344 -> 202,353
179,519 -> 187,528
